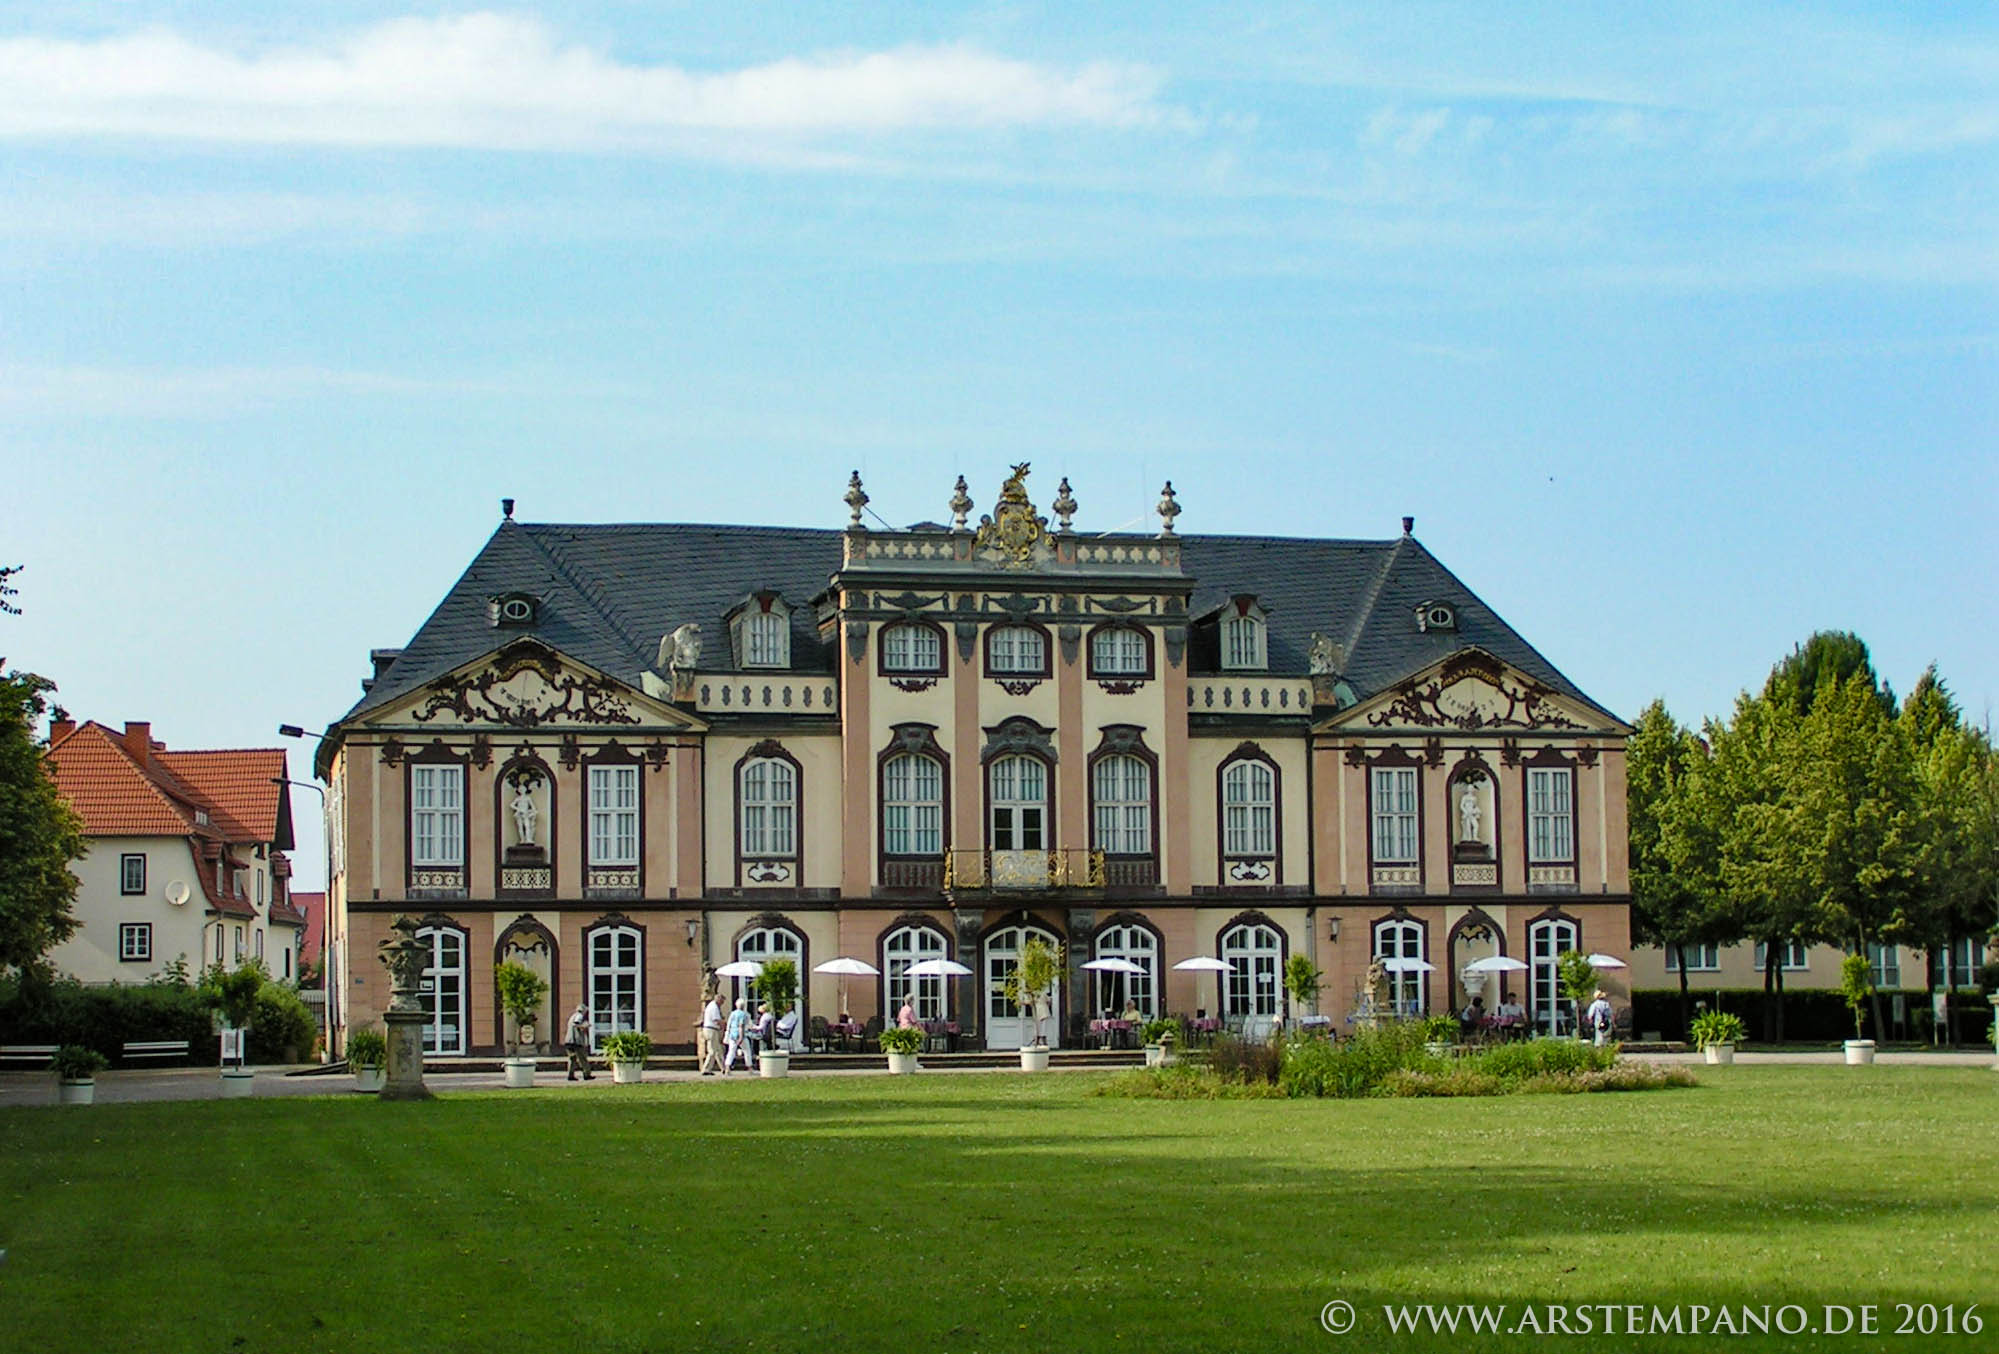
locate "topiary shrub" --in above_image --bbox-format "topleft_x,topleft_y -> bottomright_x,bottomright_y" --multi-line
247,982 -> 316,1064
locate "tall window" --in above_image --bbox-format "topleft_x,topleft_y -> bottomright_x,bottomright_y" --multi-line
589,765 -> 640,866
987,625 -> 1047,675
416,924 -> 465,1055
1090,627 -> 1148,676
120,853 -> 147,895
882,754 -> 943,856
1528,917 -> 1578,1034
1222,614 -> 1265,670
1866,942 -> 1900,989
1221,923 -> 1282,1021
1092,755 -> 1152,855
739,757 -> 797,857
885,925 -> 947,1021
410,764 -> 464,867
118,922 -> 152,963
254,929 -> 264,961
743,611 -> 788,668
1093,924 -> 1157,1017
986,925 -> 1061,1023
882,623 -> 942,673
1373,918 -> 1426,1014
587,925 -> 644,1049
1527,766 -> 1574,862
1371,766 -> 1418,863
1222,759 -> 1276,856
990,755 -> 1047,851
1665,942 -> 1720,972
736,926 -> 803,1017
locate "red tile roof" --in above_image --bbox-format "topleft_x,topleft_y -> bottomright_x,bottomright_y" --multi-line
287,890 -> 324,949
157,748 -> 288,841
46,722 -> 210,837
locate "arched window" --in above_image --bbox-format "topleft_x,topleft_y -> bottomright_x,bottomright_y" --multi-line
882,753 -> 944,857
881,622 -> 943,674
1528,917 -> 1578,1034
1372,918 -> 1426,1016
1093,923 -> 1158,1017
989,755 -> 1048,852
986,625 -> 1048,676
586,922 -> 645,1050
1089,626 -> 1150,678
1091,754 -> 1152,856
884,924 -> 948,1021
415,923 -> 466,1055
739,756 -> 797,858
743,610 -> 789,668
1222,757 -> 1276,857
1222,614 -> 1266,670
736,924 -> 804,1021
985,923 -> 1063,1048
1220,922 -> 1282,1023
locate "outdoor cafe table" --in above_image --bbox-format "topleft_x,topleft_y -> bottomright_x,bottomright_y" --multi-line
829,1020 -> 864,1051
920,1020 -> 960,1052
1088,1018 -> 1134,1049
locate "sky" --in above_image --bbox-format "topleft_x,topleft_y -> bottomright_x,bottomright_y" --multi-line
2,2 -> 1994,890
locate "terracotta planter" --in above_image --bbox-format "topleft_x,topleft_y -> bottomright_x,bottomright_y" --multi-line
1844,1040 -> 1876,1066
58,1078 -> 95,1106
352,1065 -> 385,1093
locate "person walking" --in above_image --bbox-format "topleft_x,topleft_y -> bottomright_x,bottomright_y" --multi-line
724,997 -> 751,1073
697,990 -> 724,1076
563,1001 -> 594,1081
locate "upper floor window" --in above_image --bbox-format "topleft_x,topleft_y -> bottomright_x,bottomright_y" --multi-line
1091,754 -> 1152,856
882,623 -> 943,674
1527,766 -> 1574,863
1664,942 -> 1720,972
588,765 -> 640,867
1867,941 -> 1900,989
1222,614 -> 1266,670
990,755 -> 1048,852
1755,939 -> 1810,971
987,625 -> 1048,676
410,764 -> 464,867
739,756 -> 797,858
120,852 -> 147,895
1222,759 -> 1276,857
1371,766 -> 1418,864
1090,626 -> 1150,677
743,611 -> 789,668
882,753 -> 944,856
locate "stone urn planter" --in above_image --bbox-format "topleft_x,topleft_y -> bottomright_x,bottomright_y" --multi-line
1703,1043 -> 1735,1066
886,1052 -> 919,1075
1143,1043 -> 1167,1068
219,1068 -> 256,1098
1019,1045 -> 1051,1073
502,1057 -> 538,1089
58,1077 -> 96,1106
759,1050 -> 790,1079
1843,1039 -> 1876,1066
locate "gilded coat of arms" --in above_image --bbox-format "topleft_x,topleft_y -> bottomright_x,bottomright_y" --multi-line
973,463 -> 1047,567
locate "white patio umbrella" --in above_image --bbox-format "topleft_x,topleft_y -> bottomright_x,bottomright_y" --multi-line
812,956 -> 881,1023
1463,955 -> 1529,973
903,957 -> 973,978
1585,953 -> 1629,969
1082,956 -> 1146,1015
1172,955 -> 1231,1019
713,960 -> 764,979
1378,957 -> 1436,973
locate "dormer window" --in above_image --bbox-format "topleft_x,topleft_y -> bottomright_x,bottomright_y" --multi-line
1417,601 -> 1456,633
491,593 -> 537,628
1221,602 -> 1268,671
730,592 -> 792,669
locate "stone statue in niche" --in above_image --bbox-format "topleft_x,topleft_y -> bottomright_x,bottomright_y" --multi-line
504,767 -> 547,861
512,786 -> 540,846
1459,783 -> 1482,842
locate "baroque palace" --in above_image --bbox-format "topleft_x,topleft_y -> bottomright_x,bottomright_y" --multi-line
315,468 -> 1632,1056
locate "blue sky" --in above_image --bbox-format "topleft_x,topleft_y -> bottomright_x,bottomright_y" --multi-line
3,3 -> 1994,888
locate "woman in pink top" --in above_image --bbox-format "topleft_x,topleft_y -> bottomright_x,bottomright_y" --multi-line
897,1000 -> 918,1029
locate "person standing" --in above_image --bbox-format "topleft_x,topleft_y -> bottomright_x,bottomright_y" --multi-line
724,997 -> 751,1073
698,990 -> 724,1076
1586,989 -> 1614,1047
564,1002 -> 594,1081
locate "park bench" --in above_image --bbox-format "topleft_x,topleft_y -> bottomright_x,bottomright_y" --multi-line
0,1044 -> 59,1068
122,1039 -> 192,1063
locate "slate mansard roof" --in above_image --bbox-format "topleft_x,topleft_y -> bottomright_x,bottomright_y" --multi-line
344,519 -> 1620,727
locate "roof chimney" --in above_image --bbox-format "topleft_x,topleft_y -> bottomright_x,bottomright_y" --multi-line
122,721 -> 153,764
1401,515 -> 1414,536
48,717 -> 75,743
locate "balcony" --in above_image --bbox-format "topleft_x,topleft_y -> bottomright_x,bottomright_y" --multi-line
943,847 -> 1106,894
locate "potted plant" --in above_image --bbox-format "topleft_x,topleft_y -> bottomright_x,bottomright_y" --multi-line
1691,1009 -> 1744,1065
1840,953 -> 1876,1065
602,1030 -> 651,1084
1140,1017 -> 1178,1067
1556,950 -> 1599,1040
1283,954 -> 1322,1032
879,1024 -> 923,1074
495,960 -> 550,1088
54,1045 -> 107,1106
755,957 -> 799,1078
203,962 -> 265,1097
1420,1012 -> 1458,1058
1000,935 -> 1063,1070
346,1028 -> 388,1093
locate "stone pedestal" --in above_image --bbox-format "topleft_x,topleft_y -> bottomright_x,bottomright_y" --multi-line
380,1009 -> 433,1101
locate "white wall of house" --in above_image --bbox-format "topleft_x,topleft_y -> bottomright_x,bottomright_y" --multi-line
48,835 -> 212,983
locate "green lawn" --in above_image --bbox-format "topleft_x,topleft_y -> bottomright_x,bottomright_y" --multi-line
1,1067 -> 1995,1352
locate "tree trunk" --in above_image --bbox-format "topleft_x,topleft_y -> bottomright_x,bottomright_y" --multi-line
1761,941 -> 1781,1043
1942,937 -> 1959,1045
1772,958 -> 1786,1044
1674,943 -> 1691,1040
1862,931 -> 1890,1042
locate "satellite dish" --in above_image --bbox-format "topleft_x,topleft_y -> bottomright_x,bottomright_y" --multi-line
165,881 -> 190,907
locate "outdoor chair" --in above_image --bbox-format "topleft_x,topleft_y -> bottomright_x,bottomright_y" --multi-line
807,1015 -> 830,1053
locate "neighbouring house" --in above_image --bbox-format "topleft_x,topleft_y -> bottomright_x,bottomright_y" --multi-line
315,469 -> 1633,1057
44,720 -> 305,984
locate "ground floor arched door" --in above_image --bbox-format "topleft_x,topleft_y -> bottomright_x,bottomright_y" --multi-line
496,920 -> 556,1053
985,923 -> 1062,1049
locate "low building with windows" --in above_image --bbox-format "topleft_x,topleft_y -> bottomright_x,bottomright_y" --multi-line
44,719 -> 304,983
315,469 -> 1632,1056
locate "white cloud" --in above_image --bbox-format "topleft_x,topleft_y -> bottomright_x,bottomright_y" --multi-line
0,14 -> 1178,153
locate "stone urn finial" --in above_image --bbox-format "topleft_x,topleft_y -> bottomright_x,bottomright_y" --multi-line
949,475 -> 972,532
1156,481 -> 1181,537
1053,477 -> 1077,533
845,470 -> 870,529
379,915 -> 428,1015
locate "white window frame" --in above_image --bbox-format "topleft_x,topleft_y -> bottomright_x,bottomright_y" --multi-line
881,623 -> 942,673
1222,759 -> 1276,856
1222,613 -> 1266,670
1092,924 -> 1158,1018
987,625 -> 1046,675
739,757 -> 797,858
1371,766 -> 1419,864
417,924 -> 466,1055
120,853 -> 146,895
885,925 -> 948,1022
1221,923 -> 1282,1021
1753,939 -> 1810,972
254,929 -> 264,961
985,924 -> 1061,1023
1090,627 -> 1148,676
1528,918 -> 1578,1034
232,926 -> 244,962
410,763 -> 465,868
742,610 -> 790,668
118,921 -> 152,963
588,764 -> 640,867
1867,941 -> 1901,989
1373,918 -> 1427,1015
989,755 -> 1048,853
882,753 -> 943,857
587,924 -> 644,1050
1527,766 -> 1575,863
736,926 -> 803,1021
1091,754 -> 1152,856
1665,942 -> 1720,972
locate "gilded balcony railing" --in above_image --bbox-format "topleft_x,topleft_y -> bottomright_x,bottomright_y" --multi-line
942,846 -> 1106,892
